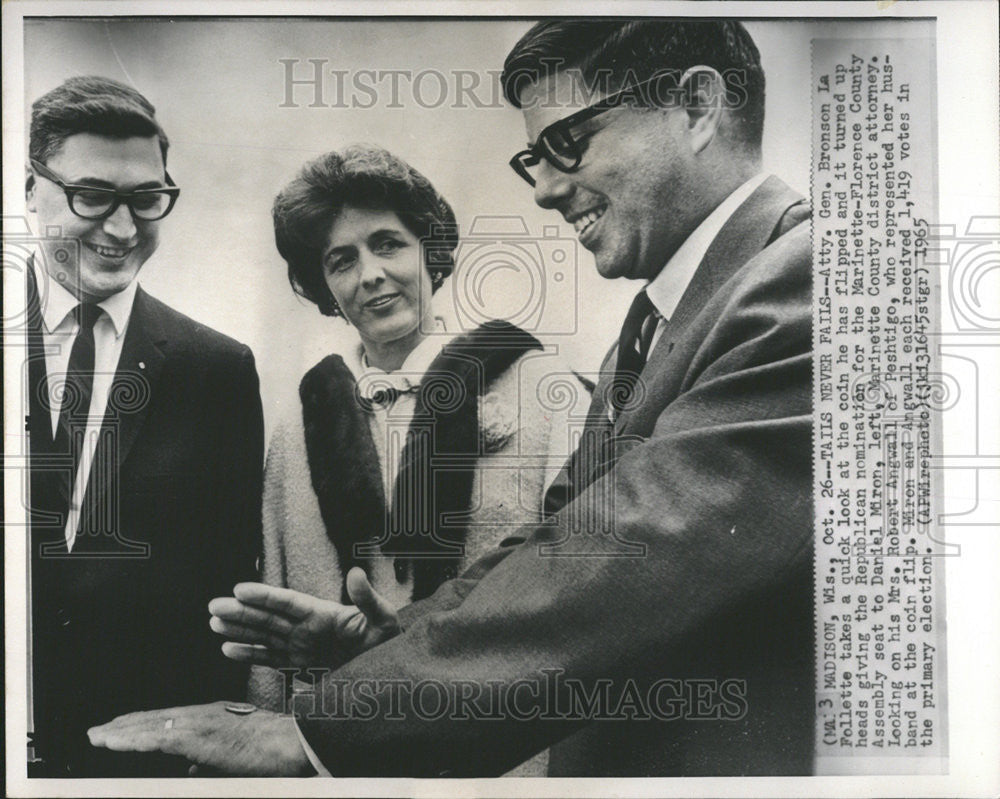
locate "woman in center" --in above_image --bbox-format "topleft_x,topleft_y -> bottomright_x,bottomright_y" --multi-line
245,146 -> 567,751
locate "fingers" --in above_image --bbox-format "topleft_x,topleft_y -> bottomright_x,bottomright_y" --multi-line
220,641 -> 285,667
208,597 -> 296,635
209,615 -> 289,650
89,704 -> 294,777
89,722 -> 217,766
88,704 -> 221,754
89,706 -> 185,737
345,567 -> 400,630
90,725 -> 182,755
208,598 -> 296,643
91,708 -> 309,777
230,583 -> 324,621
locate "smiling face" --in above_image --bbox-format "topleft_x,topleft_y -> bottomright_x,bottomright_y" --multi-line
322,206 -> 434,368
519,70 -> 701,282
27,133 -> 166,302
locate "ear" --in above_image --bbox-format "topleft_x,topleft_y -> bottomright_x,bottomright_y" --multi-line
25,164 -> 37,211
678,66 -> 727,155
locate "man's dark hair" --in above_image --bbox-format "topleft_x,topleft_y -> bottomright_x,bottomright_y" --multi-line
501,20 -> 765,151
30,75 -> 170,166
272,144 -> 457,317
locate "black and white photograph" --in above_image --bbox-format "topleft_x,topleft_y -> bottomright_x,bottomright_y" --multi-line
2,1 -> 998,796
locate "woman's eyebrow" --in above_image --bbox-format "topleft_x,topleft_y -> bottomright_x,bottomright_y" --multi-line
368,228 -> 406,239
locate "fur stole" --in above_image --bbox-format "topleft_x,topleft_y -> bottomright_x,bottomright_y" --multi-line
299,321 -> 542,601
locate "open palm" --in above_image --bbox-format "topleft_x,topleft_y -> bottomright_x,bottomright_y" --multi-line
209,567 -> 400,669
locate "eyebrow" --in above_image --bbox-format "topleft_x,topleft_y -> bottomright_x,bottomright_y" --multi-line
69,177 -> 167,191
324,228 -> 407,258
367,227 -> 407,240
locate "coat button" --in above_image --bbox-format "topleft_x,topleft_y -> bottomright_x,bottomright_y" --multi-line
56,608 -> 71,627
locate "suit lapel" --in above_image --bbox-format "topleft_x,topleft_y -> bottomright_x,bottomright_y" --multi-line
612,176 -> 805,435
105,288 -> 166,470
662,175 -> 805,348
25,262 -> 55,452
26,261 -> 70,552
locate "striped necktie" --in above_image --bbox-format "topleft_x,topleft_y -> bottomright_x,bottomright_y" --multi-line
611,289 -> 657,415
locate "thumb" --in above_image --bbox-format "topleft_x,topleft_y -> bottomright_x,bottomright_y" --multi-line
345,567 -> 398,628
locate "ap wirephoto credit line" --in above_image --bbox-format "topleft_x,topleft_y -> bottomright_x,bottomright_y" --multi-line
2,3 -> 998,797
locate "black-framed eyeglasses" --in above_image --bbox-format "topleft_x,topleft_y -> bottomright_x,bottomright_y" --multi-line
509,74 -> 678,188
30,159 -> 181,221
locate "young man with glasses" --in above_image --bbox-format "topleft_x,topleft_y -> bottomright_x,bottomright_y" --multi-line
24,76 -> 264,777
89,21 -> 813,777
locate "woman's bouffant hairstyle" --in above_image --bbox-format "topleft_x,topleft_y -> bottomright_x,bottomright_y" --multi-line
272,145 -> 458,317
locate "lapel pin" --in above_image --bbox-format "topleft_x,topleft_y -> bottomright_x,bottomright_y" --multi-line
138,361 -> 146,370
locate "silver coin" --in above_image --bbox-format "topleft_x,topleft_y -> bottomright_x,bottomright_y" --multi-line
224,702 -> 258,715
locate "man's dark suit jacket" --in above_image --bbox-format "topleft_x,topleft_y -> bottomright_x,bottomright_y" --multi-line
296,176 -> 815,776
26,270 -> 264,777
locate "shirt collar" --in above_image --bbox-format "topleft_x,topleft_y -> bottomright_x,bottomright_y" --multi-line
645,172 -> 768,321
346,316 -> 456,393
32,253 -> 138,338
96,278 -> 139,338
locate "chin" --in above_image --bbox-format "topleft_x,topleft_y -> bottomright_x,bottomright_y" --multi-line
79,274 -> 136,300
594,259 -> 629,281
365,318 -> 417,343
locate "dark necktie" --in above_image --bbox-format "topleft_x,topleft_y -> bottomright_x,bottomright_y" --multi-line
611,289 -> 658,415
55,303 -> 103,503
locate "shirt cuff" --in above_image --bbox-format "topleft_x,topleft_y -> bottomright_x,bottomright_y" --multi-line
293,716 -> 331,777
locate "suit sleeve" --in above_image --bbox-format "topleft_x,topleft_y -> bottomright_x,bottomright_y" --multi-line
248,419 -> 294,709
207,345 -> 264,700
299,238 -> 813,776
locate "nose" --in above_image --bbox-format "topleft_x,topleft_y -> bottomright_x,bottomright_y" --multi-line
358,251 -> 387,288
102,202 -> 138,240
532,160 -> 575,210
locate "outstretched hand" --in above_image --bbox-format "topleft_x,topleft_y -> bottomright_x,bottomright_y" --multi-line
209,567 -> 400,669
87,702 -> 313,777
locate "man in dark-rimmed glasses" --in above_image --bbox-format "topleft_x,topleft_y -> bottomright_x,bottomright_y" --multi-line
293,19 -> 814,777
89,21 -> 813,778
25,75 -> 263,777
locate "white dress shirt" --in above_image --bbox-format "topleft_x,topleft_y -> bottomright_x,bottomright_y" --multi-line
32,257 -> 137,551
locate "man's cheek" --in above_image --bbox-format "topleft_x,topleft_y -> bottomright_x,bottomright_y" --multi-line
136,232 -> 161,263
